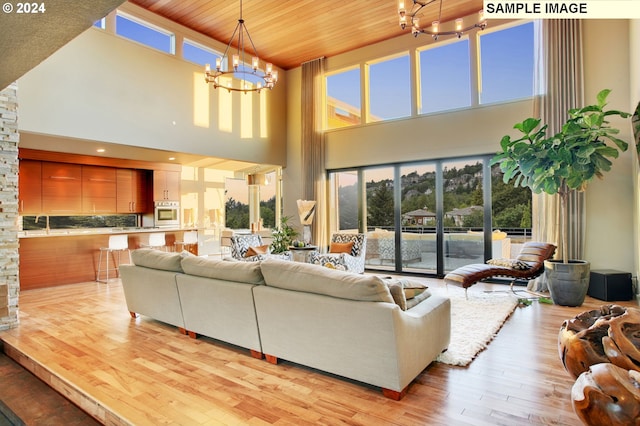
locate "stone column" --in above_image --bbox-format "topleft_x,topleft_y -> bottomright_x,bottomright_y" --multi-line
0,82 -> 19,330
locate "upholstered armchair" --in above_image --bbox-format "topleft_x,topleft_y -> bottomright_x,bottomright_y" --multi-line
310,233 -> 367,273
229,234 -> 290,262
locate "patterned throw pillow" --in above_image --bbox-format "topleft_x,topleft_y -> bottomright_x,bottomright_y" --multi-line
245,244 -> 270,257
329,241 -> 354,254
487,258 -> 531,270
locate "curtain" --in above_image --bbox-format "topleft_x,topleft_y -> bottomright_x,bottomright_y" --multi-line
529,19 -> 584,292
301,58 -> 328,250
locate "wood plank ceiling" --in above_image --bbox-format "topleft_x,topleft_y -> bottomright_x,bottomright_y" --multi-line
129,0 -> 484,70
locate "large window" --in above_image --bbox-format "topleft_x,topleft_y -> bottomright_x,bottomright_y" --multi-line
183,39 -> 221,67
259,171 -> 277,229
400,164 -> 437,272
419,39 -> 471,114
116,13 -> 175,54
225,178 -> 249,229
331,171 -> 359,231
225,171 -> 280,231
479,21 -> 535,104
322,21 -> 536,127
326,68 -> 361,129
329,157 -> 532,275
368,55 -> 411,122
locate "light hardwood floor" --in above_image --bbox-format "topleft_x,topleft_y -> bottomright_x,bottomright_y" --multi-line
0,277 -> 638,425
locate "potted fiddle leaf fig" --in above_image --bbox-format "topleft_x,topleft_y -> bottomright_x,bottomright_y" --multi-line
491,89 -> 630,306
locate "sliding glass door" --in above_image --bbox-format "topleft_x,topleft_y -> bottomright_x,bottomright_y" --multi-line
363,167 -> 395,271
400,164 -> 438,273
328,156 -> 531,276
442,159 -> 486,273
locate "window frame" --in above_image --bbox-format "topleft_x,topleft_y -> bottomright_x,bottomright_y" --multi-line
115,11 -> 176,55
365,52 -> 412,123
477,20 -> 536,105
324,66 -> 363,130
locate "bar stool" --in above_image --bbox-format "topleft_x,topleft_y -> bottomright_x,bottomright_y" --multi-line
141,232 -> 166,251
97,234 -> 131,283
175,230 -> 198,254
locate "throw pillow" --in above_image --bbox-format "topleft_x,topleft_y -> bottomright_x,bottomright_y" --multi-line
386,279 -> 407,311
405,288 -> 432,310
396,278 -> 429,299
487,258 -> 531,270
245,244 -> 270,258
329,241 -> 353,254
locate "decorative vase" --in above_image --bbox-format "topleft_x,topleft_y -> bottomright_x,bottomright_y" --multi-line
545,259 -> 590,307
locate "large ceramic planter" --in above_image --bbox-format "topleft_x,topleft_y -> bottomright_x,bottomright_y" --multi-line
545,260 -> 590,307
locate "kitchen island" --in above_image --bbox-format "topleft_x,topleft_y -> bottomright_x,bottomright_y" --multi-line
18,228 -> 196,290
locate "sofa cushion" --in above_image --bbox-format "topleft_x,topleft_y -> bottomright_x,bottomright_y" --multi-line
260,258 -> 394,303
181,256 -> 264,284
131,248 -> 184,272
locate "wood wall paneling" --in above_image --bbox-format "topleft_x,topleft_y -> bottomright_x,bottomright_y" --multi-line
19,149 -> 167,216
18,231 -> 181,290
41,162 -> 82,214
18,160 -> 42,214
81,166 -> 117,214
116,169 -> 150,213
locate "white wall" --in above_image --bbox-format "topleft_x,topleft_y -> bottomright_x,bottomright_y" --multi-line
284,66 -> 304,230
324,99 -> 532,169
18,22 -> 287,167
629,19 -> 640,287
582,20 -> 635,273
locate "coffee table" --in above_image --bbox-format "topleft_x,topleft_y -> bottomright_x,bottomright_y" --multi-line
288,245 -> 318,263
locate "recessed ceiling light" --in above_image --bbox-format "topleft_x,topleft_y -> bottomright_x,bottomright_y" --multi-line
169,157 -> 176,161
96,148 -> 105,153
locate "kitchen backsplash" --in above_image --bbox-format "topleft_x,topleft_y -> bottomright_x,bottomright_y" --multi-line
22,214 -> 138,230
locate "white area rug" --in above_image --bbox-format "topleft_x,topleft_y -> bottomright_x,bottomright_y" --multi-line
433,289 -> 519,366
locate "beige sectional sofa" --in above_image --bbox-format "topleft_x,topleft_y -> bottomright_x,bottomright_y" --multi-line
119,249 -> 187,331
119,249 -> 451,400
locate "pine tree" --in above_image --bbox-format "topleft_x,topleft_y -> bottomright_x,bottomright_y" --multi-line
367,181 -> 394,227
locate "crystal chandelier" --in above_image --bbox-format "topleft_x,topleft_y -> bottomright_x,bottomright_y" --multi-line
204,0 -> 277,93
397,0 -> 487,40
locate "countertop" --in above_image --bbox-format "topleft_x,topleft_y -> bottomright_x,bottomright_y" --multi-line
18,227 -> 190,238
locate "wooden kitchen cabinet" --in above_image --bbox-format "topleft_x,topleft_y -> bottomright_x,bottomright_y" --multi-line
117,169 -> 149,213
82,166 -> 117,213
18,160 -> 42,214
153,170 -> 180,201
42,162 -> 82,214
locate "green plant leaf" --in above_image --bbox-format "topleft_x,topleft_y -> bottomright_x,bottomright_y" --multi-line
603,109 -> 631,118
515,117 -> 541,134
597,89 -> 611,106
607,136 -> 629,152
576,145 -> 596,158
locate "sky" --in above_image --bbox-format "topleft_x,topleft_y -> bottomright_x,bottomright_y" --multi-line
327,21 -> 535,118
